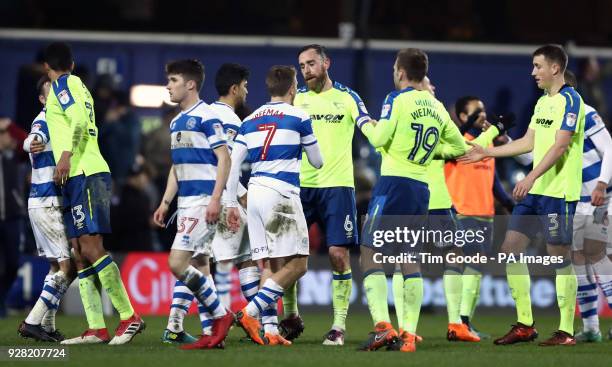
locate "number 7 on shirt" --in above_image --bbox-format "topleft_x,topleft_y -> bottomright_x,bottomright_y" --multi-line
258,123 -> 277,160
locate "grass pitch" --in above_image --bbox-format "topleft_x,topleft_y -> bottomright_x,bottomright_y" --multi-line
1,312 -> 611,367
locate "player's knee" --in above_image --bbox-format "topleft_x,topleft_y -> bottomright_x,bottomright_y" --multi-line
168,256 -> 189,277
329,246 -> 349,271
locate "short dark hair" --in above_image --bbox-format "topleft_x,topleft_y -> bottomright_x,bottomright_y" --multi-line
266,65 -> 296,97
533,44 -> 568,72
215,63 -> 250,97
36,75 -> 50,96
455,96 -> 480,117
564,70 -> 578,88
297,44 -> 328,60
165,59 -> 205,92
44,42 -> 73,71
396,48 -> 428,82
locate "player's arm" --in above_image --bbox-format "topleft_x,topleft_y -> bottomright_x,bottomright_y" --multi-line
299,117 -> 323,168
210,145 -> 230,223
435,124 -> 500,159
201,118 -> 229,223
225,138 -> 248,231
493,171 -> 515,212
511,129 -> 571,201
589,127 -> 612,206
153,165 -> 178,227
360,93 -> 398,147
459,128 -> 535,164
23,120 -> 49,154
53,78 -> 90,183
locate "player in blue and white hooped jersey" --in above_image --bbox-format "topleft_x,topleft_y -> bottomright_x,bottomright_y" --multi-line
19,76 -> 76,343
226,65 -> 323,346
152,60 -> 233,350
565,72 -> 612,343
208,64 -> 261,312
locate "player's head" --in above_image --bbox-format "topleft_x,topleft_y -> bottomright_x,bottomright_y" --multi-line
215,63 -> 250,108
266,65 -> 298,104
420,76 -> 436,96
37,75 -> 51,106
532,44 -> 568,90
165,59 -> 205,104
564,70 -> 578,88
394,48 -> 428,90
298,44 -> 330,92
455,96 -> 486,129
43,42 -> 74,75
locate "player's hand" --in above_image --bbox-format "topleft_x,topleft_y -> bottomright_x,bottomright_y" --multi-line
29,138 -> 45,153
591,181 -> 607,207
206,197 -> 221,224
227,206 -> 241,232
153,203 -> 169,228
54,151 -> 72,185
457,141 -> 487,163
238,193 -> 248,209
512,175 -> 534,202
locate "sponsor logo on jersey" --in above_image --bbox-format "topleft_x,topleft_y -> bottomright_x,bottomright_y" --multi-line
176,131 -> 182,142
535,118 -> 554,127
186,117 -> 197,130
310,114 -> 345,123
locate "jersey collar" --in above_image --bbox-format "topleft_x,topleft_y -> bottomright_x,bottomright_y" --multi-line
213,101 -> 234,111
265,101 -> 285,105
181,99 -> 204,115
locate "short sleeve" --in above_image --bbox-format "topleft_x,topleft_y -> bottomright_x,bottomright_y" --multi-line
30,119 -> 50,144
299,117 -> 317,146
201,118 -> 227,148
346,88 -> 370,128
52,76 -> 75,111
585,110 -> 606,137
559,89 -> 581,132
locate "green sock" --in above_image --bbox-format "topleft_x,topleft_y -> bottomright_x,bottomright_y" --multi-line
332,269 -> 352,331
443,268 -> 462,324
93,255 -> 134,320
460,266 -> 482,321
392,271 -> 404,330
507,262 -> 533,326
78,267 -> 106,329
363,272 -> 390,325
403,274 -> 423,334
555,262 -> 577,335
282,282 -> 299,317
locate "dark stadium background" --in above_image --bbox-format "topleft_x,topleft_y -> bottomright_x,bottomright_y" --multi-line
2,0 -> 612,319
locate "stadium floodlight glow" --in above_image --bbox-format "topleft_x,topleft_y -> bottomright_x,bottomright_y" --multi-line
130,85 -> 175,108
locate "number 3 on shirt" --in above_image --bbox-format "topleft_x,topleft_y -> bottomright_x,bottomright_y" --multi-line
407,123 -> 439,164
258,123 -> 277,160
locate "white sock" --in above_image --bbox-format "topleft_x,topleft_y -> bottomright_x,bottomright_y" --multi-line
262,299 -> 279,334
26,271 -> 68,326
167,280 -> 194,333
214,262 -> 233,309
179,265 -> 226,319
239,266 -> 261,302
592,257 -> 612,309
245,278 -> 284,318
575,264 -> 599,332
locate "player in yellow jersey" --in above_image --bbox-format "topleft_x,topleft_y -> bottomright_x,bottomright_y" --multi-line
358,49 -> 470,353
462,44 -> 584,346
280,44 -> 373,345
41,42 -> 143,345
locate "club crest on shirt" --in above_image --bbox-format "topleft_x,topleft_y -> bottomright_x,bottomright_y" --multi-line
186,117 -> 197,130
565,112 -> 577,127
58,90 -> 70,105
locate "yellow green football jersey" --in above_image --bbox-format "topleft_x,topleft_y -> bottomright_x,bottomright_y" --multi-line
361,87 -> 466,183
46,74 -> 109,177
296,81 -> 371,188
528,85 -> 584,201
